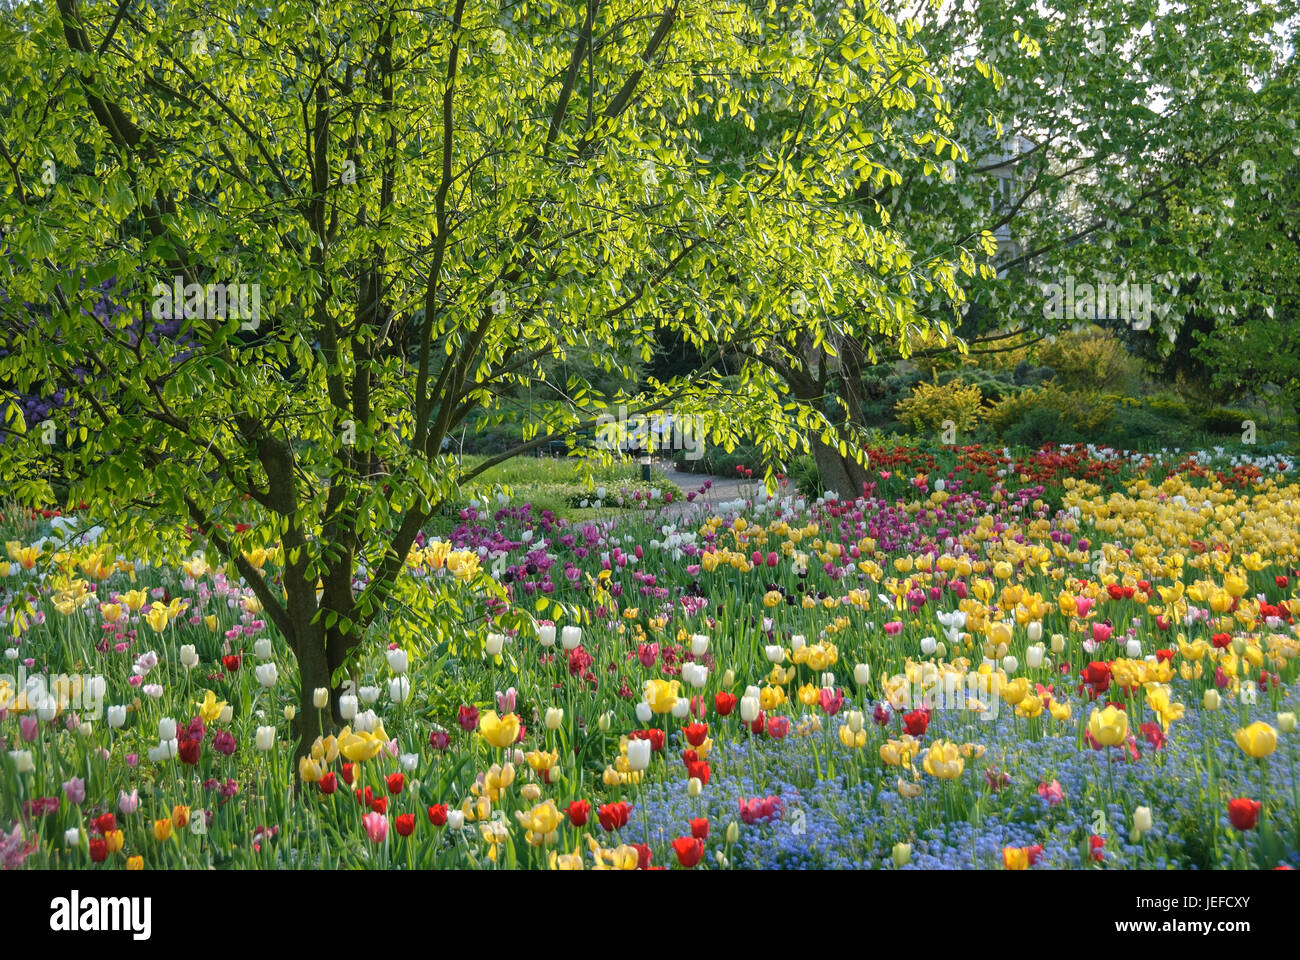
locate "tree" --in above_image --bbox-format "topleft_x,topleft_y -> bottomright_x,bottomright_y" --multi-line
0,0 -> 964,764
733,0 -> 1297,486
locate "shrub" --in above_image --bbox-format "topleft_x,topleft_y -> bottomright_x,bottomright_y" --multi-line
937,366 -> 1020,402
893,379 -> 985,434
1036,327 -> 1138,392
1005,406 -> 1078,447
984,382 -> 1114,438
1198,406 -> 1253,434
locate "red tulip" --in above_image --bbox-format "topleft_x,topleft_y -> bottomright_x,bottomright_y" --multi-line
394,813 -> 415,837
89,838 -> 108,863
92,813 -> 117,835
1228,798 -> 1261,831
683,723 -> 709,747
902,707 -> 929,737
427,804 -> 448,826
178,738 -> 201,765
341,763 -> 356,785
319,772 -> 337,795
690,817 -> 709,839
686,759 -> 711,785
386,772 -> 405,795
672,836 -> 705,868
1089,835 -> 1105,862
566,800 -> 590,827
221,653 -> 241,672
632,842 -> 653,870
630,728 -> 666,751
598,801 -> 632,832
370,796 -> 388,816
714,693 -> 737,716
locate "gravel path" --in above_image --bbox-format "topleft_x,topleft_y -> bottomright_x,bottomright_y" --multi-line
653,460 -> 756,518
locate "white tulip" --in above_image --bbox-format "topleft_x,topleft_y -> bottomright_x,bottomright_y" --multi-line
388,676 -> 410,703
485,633 -> 506,656
537,624 -> 556,647
447,810 -> 466,830
626,738 -> 651,772
180,644 -> 200,669
854,663 -> 871,686
545,707 -> 564,731
313,688 -> 329,709
1027,621 -> 1042,643
358,685 -> 380,704
690,634 -> 709,657
386,648 -> 409,675
354,709 -> 378,733
1125,637 -> 1142,658
1001,655 -> 1019,675
255,726 -> 276,751
157,717 -> 177,741
9,750 -> 34,773
218,704 -> 233,724
920,636 -> 937,656
671,697 -> 690,719
255,663 -> 278,688
107,704 -> 127,729
339,694 -> 358,720
1026,644 -> 1045,669
739,695 -> 760,723
561,626 -> 582,650
635,701 -> 653,724
65,828 -> 82,847
253,637 -> 272,660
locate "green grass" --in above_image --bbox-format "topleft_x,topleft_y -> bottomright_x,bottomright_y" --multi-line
439,454 -> 682,522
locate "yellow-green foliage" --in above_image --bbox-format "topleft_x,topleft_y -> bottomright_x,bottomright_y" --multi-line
985,382 -> 1115,435
1036,327 -> 1136,391
894,379 -> 984,433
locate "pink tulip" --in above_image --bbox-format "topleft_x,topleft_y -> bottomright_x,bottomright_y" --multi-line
363,811 -> 389,843
1075,597 -> 1095,617
1091,622 -> 1113,644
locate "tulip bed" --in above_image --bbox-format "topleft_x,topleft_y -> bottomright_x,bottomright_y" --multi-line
1,443 -> 1298,870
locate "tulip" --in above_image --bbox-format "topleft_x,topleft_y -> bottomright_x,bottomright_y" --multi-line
537,623 -> 556,647
1203,689 -> 1221,710
1027,621 -> 1042,643
892,842 -> 911,867
1087,706 -> 1128,747
1278,712 -> 1297,734
739,696 -> 760,724
690,634 -> 709,657
386,648 -> 409,674
9,750 -> 33,773
545,707 -> 564,731
561,625 -> 582,650
179,645 -> 200,669
254,637 -> 272,659
854,663 -> 870,686
635,701 -> 653,724
313,687 -> 329,709
255,726 -> 276,751
119,789 -> 139,814
64,777 -> 86,805
478,710 -> 521,749
626,738 -> 651,772
362,811 -> 389,843
484,633 -> 505,656
107,705 -> 127,728
1025,644 -> 1045,669
388,677 -> 410,703
158,717 -> 177,741
254,663 -> 277,688
1233,722 -> 1277,759
1133,807 -> 1153,834
358,685 -> 380,705
339,694 -> 358,720
1227,797 -> 1261,831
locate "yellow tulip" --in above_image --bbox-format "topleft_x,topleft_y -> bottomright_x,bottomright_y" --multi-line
1233,722 -> 1277,759
921,740 -> 965,779
197,690 -> 227,724
515,800 -> 563,846
153,819 -> 173,842
338,725 -> 388,762
478,710 -> 522,748
1087,706 -> 1128,747
126,856 -> 143,870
